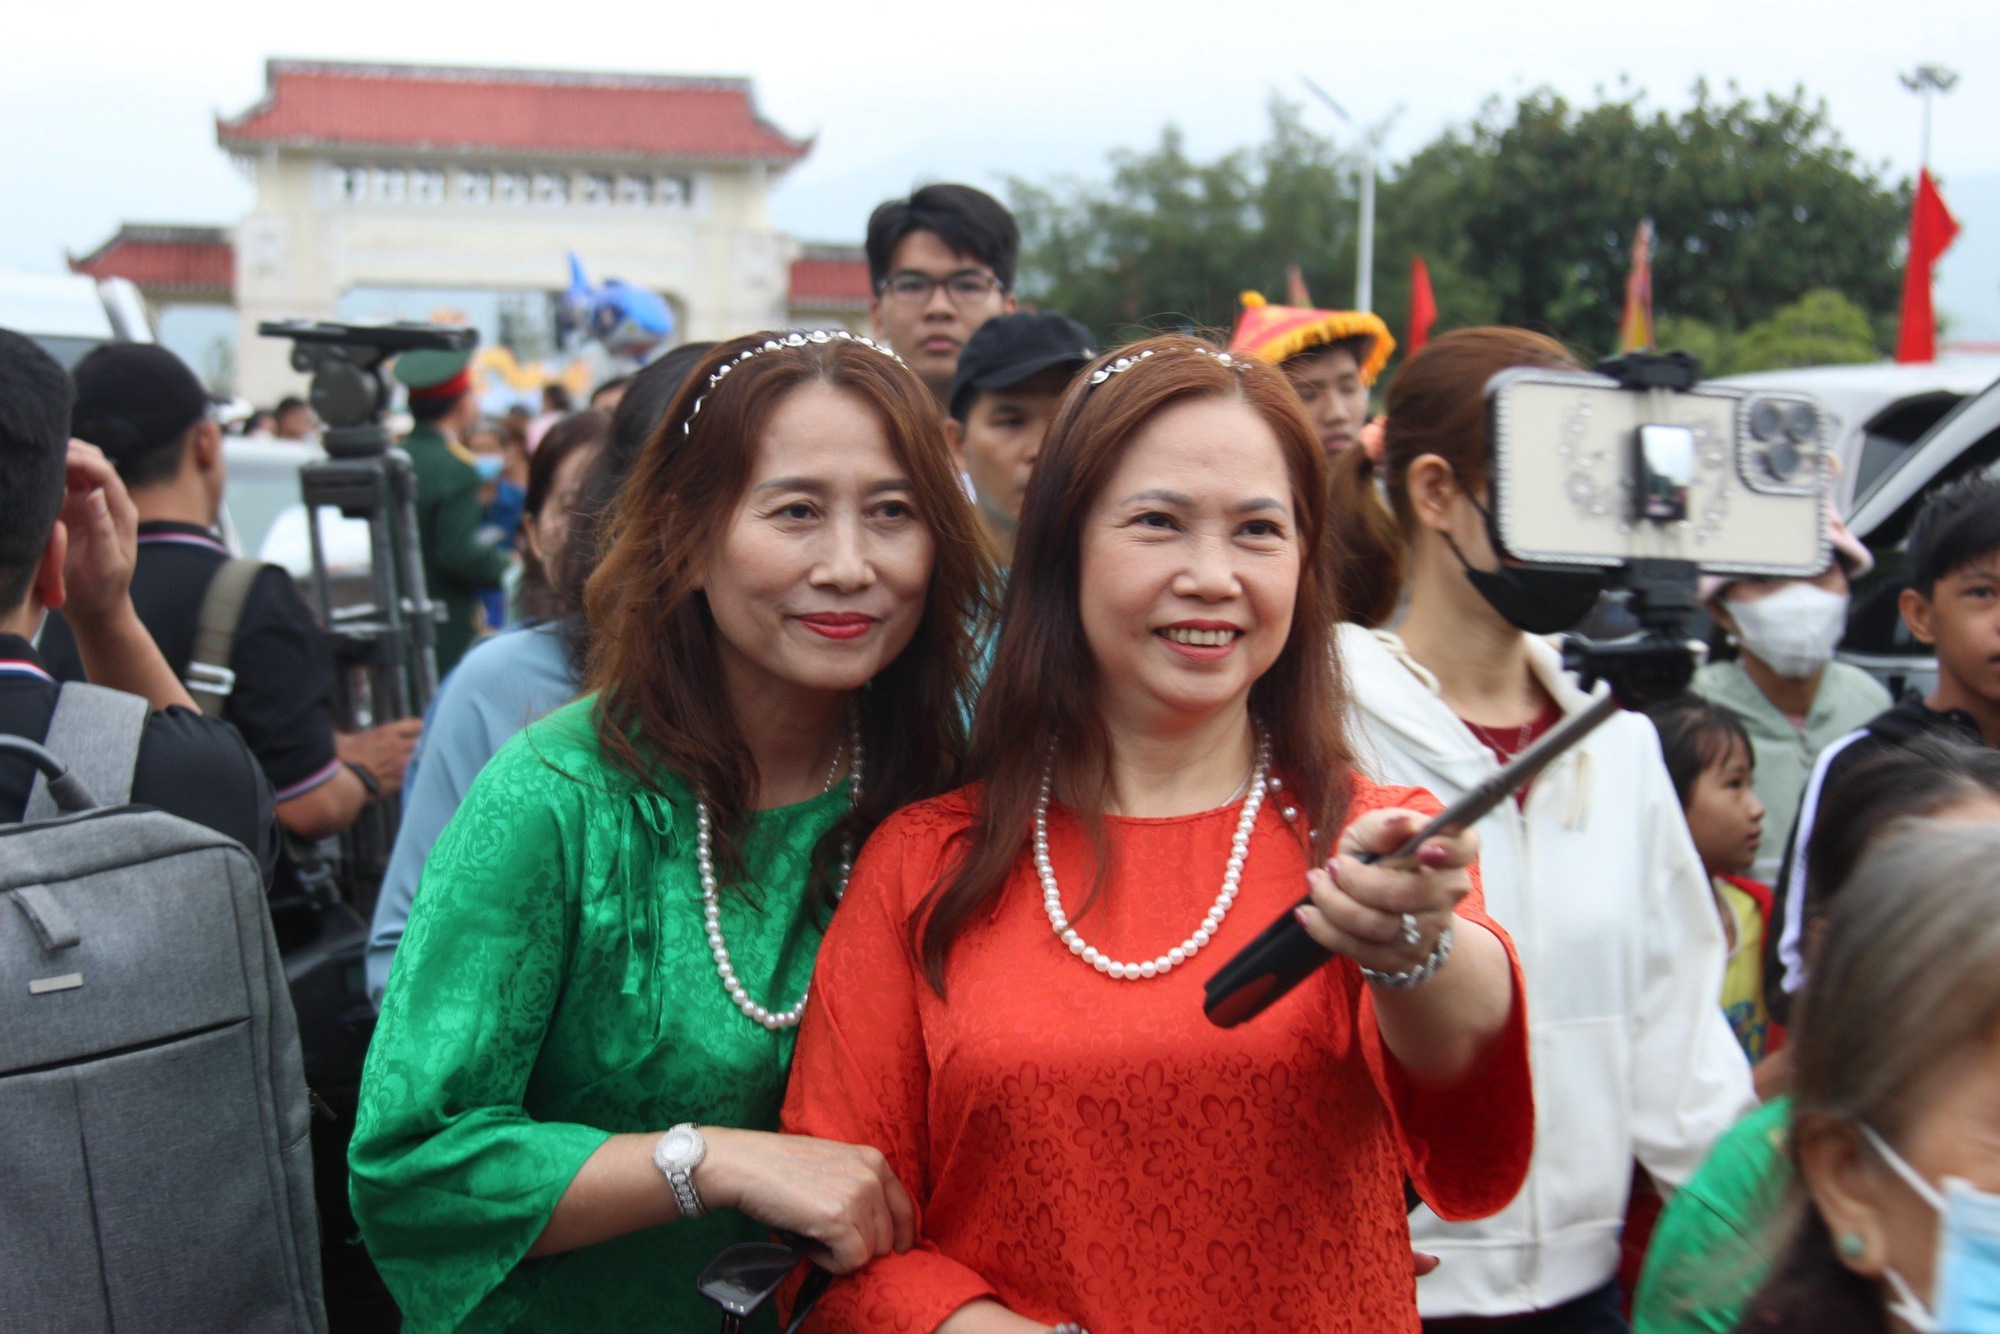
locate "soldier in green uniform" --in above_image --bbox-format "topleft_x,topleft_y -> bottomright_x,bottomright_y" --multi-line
394,348 -> 509,675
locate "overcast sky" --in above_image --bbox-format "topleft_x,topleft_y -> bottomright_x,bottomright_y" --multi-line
7,0 -> 1998,331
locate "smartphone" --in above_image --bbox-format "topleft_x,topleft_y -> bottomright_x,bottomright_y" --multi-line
1486,367 -> 1829,578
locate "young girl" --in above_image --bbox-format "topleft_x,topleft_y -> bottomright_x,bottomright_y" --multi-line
1645,697 -> 1774,1065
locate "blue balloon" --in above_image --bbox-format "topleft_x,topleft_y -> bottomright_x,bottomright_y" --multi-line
566,251 -> 675,355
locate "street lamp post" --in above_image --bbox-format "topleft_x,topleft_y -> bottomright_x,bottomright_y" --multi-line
1301,76 -> 1376,314
1899,63 -> 1958,170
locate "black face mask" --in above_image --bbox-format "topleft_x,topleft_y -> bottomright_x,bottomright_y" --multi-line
1443,498 -> 1606,636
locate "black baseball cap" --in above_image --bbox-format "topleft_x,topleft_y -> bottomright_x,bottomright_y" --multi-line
948,312 -> 1098,421
71,343 -> 210,477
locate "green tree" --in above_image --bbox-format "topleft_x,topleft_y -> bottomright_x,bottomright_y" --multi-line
1730,288 -> 1881,372
1652,313 -> 1739,376
1011,84 -> 1907,362
1379,83 -> 1906,353
1008,101 -> 1362,341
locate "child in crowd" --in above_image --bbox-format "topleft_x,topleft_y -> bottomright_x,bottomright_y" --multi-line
1647,697 -> 1775,1067
1771,475 -> 2000,1019
1631,732 -> 2000,1334
1689,522 -> 1886,884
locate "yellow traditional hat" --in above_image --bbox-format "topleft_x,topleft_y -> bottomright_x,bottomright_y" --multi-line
1228,291 -> 1396,385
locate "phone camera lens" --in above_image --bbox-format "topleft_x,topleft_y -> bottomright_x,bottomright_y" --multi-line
1750,400 -> 1785,442
1784,403 -> 1818,443
1764,441 -> 1802,483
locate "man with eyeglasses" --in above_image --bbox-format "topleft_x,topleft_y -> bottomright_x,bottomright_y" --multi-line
866,183 -> 1019,407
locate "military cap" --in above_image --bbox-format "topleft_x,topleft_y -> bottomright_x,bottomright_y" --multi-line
393,348 -> 475,400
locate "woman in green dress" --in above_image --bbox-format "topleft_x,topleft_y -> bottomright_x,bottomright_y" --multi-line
350,330 -> 993,1332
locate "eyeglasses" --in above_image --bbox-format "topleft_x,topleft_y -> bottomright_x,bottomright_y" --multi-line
877,269 -> 1007,306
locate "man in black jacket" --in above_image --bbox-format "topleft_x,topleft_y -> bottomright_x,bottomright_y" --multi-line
0,328 -> 276,875
1769,475 -> 2000,1016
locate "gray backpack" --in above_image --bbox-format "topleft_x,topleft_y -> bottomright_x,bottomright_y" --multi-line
0,684 -> 326,1333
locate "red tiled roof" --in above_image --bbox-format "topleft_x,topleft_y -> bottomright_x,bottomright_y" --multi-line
70,225 -> 234,296
217,60 -> 810,164
789,246 -> 872,310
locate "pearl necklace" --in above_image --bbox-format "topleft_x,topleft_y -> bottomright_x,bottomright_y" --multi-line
1036,734 -> 1271,981
695,714 -> 862,1031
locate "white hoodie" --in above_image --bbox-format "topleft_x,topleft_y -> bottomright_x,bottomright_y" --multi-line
1336,624 -> 1754,1317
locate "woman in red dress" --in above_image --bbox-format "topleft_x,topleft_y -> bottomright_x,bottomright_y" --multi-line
781,334 -> 1533,1332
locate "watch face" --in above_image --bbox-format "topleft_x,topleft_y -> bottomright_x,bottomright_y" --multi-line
661,1128 -> 698,1166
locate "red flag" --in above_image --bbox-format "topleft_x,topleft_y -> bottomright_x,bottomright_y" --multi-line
1896,169 -> 1962,363
1285,262 -> 1314,308
1408,255 -> 1437,355
1618,219 -> 1656,352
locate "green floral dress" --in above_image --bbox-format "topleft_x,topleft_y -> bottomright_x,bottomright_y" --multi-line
350,697 -> 846,1332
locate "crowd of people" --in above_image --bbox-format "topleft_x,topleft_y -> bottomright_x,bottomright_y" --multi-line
5,179 -> 2000,1334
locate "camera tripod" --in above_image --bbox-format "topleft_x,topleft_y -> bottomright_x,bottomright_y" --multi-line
263,320 -> 475,910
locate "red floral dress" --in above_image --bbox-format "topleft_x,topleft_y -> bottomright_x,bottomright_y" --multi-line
781,775 -> 1534,1333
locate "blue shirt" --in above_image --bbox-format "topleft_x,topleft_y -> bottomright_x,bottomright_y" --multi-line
367,623 -> 579,1004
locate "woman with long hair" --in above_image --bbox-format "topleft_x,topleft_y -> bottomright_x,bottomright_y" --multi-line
1328,328 -> 1754,1330
781,334 -> 1532,1331
350,330 -> 991,1331
1737,820 -> 2000,1334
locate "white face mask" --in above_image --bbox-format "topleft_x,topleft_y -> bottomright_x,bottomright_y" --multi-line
1725,584 -> 1850,680
1862,1123 -> 2000,1333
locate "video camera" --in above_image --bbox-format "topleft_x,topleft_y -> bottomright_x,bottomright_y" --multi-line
261,319 -> 477,458
1205,351 -> 1832,1028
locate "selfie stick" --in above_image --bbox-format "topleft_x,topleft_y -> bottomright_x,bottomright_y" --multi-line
1204,553 -> 1703,1029
1201,690 -> 1620,1027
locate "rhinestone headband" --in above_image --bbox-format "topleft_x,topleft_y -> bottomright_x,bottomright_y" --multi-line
682,329 -> 906,436
1085,343 -> 1239,389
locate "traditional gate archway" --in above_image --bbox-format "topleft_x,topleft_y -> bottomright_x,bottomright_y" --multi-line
218,60 -> 814,404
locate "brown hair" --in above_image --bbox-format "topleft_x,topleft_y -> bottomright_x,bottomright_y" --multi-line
584,332 -> 992,896
914,333 -> 1355,992
1327,327 -> 1578,627
1740,821 -> 2000,1333
515,408 -> 609,626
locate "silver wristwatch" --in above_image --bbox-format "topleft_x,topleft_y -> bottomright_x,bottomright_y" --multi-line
653,1123 -> 708,1219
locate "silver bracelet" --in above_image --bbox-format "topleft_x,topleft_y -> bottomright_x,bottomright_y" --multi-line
1361,922 -> 1454,989
1049,1324 -> 1089,1334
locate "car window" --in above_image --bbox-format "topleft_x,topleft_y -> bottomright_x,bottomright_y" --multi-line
1843,546 -> 1921,656
1851,431 -> 1919,500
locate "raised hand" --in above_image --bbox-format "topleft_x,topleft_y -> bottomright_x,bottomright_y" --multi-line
58,440 -> 140,628
1292,808 -> 1478,978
